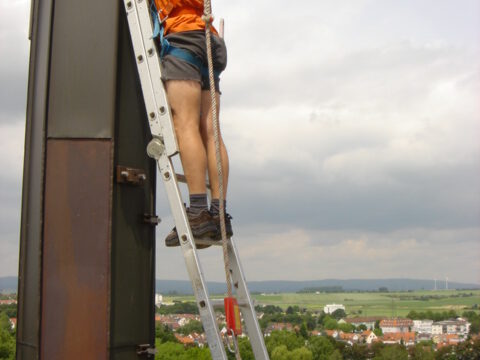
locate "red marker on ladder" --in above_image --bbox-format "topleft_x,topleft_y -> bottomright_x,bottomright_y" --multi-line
224,297 -> 242,335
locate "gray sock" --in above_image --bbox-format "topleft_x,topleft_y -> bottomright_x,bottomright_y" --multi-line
189,193 -> 208,214
210,199 -> 227,215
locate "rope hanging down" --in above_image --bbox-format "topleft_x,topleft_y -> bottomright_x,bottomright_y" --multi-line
202,2 -> 241,359
202,3 -> 231,297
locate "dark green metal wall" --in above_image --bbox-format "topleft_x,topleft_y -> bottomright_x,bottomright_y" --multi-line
17,0 -> 156,358
110,7 -> 157,357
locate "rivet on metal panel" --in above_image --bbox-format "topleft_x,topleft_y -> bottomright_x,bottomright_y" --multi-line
126,1 -> 132,9
159,106 -> 166,115
137,54 -> 144,63
149,112 -> 156,120
199,300 -> 206,308
181,234 -> 188,243
163,171 -> 171,181
147,48 -> 155,57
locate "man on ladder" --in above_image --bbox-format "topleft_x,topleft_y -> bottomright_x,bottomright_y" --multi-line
124,0 -> 269,357
153,0 -> 233,247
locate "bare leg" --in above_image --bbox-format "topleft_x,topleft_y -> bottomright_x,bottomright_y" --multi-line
200,90 -> 229,199
166,80 -> 207,194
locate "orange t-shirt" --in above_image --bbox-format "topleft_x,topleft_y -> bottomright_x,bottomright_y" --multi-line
154,0 -> 217,35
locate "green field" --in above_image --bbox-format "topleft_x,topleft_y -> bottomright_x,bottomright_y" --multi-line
253,290 -> 480,317
164,290 -> 480,318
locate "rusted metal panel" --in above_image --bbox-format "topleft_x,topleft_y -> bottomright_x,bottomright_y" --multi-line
46,0 -> 119,138
17,0 -> 53,358
41,139 -> 112,360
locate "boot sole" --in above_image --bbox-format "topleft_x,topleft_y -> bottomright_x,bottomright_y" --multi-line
165,229 -> 217,247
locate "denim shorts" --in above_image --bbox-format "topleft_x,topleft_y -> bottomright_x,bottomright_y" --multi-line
160,30 -> 227,92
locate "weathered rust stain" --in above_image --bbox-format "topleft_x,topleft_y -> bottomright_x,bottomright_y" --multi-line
41,139 -> 112,360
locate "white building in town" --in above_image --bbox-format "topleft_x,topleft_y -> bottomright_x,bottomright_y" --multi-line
154,293 -> 163,307
363,330 -> 378,344
379,318 -> 413,333
323,304 -> 345,314
413,319 -> 433,334
434,319 -> 470,337
432,323 -> 443,335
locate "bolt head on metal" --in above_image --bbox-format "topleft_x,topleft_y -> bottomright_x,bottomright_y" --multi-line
126,1 -> 132,9
146,138 -> 165,159
137,55 -> 144,63
148,48 -> 154,56
149,112 -> 156,120
159,106 -> 166,115
181,234 -> 188,243
163,171 -> 171,181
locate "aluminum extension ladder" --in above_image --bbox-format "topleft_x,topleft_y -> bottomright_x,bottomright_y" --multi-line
123,1 -> 269,359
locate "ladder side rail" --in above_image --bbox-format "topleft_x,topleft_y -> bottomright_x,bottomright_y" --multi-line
135,0 -> 178,156
123,0 -> 178,156
123,0 -> 163,138
157,155 -> 228,360
227,239 -> 270,359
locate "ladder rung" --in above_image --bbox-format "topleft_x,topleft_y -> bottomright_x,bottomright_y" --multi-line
195,237 -> 224,247
175,173 -> 211,190
210,299 -> 249,308
176,173 -> 187,183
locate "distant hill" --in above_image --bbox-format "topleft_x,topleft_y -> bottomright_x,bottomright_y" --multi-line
2,276 -> 478,294
156,278 -> 480,295
0,277 -> 17,293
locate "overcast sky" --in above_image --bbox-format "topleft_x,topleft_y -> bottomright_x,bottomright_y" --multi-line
1,0 -> 479,285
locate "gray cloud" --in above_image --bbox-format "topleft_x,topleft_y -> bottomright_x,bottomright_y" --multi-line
0,72 -> 28,121
0,2 -> 29,122
0,179 -> 22,275
205,225 -> 480,283
227,159 -> 479,231
0,1 -> 29,276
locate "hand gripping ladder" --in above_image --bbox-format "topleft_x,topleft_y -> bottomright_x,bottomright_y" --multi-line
123,1 -> 269,359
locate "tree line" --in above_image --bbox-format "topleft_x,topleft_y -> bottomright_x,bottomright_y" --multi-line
0,311 -> 15,360
153,325 -> 480,360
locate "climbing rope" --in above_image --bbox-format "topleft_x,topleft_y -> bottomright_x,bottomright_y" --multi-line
202,2 -> 241,359
202,1 -> 231,298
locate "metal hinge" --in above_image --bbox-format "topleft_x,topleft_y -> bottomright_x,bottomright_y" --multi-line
136,344 -> 157,356
116,165 -> 147,186
143,213 -> 161,226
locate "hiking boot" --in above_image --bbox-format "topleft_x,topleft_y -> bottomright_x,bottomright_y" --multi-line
212,213 -> 233,240
165,208 -> 217,247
